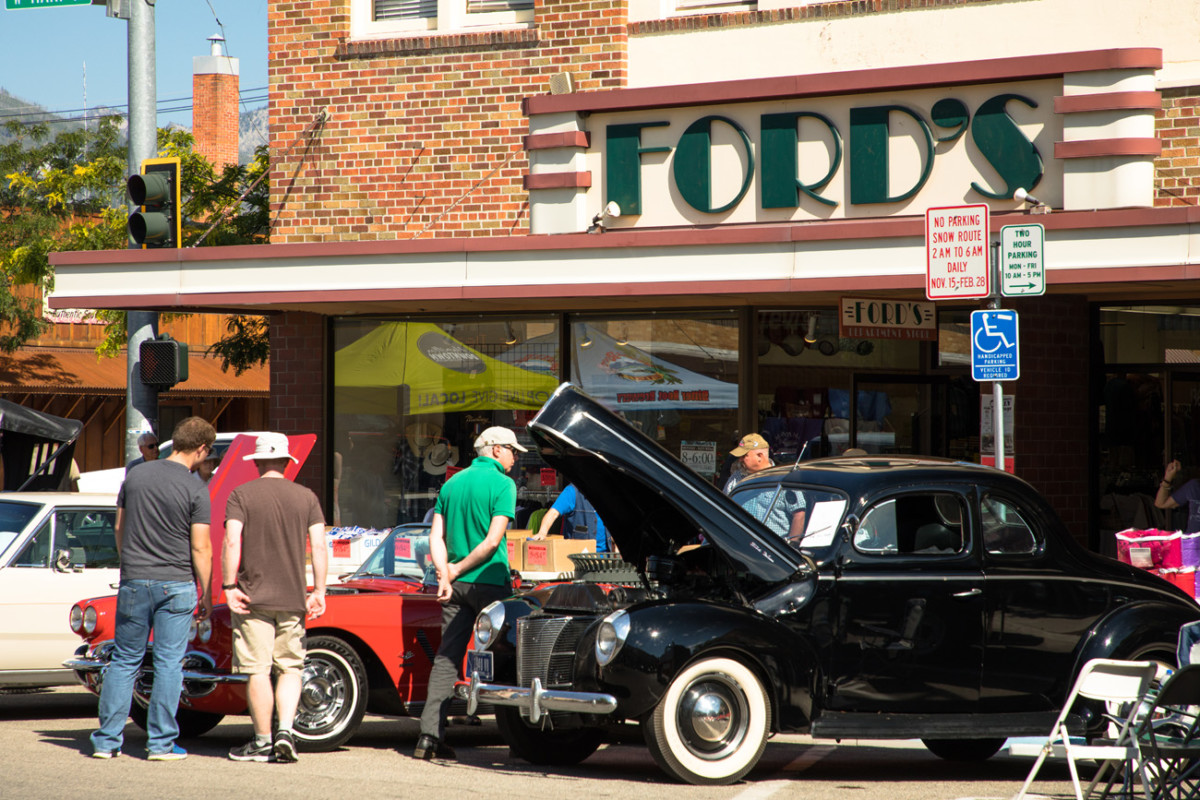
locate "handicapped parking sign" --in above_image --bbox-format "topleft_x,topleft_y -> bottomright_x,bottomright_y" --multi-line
971,309 -> 1019,382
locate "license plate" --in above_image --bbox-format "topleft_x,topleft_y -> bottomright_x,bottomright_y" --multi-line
467,650 -> 493,682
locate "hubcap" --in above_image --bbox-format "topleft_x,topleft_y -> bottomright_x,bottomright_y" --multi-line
298,657 -> 348,732
676,675 -> 749,761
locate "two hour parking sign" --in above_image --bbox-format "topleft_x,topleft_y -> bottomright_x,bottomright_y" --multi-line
971,309 -> 1019,382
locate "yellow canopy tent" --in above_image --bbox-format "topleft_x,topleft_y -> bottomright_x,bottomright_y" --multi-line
335,322 -> 559,416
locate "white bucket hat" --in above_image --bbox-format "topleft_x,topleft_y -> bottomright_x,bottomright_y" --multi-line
243,432 -> 299,463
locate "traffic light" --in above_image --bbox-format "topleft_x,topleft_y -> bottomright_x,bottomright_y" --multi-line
139,335 -> 189,387
127,157 -> 181,249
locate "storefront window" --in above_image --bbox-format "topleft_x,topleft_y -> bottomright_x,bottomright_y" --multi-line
331,318 -> 559,528
756,309 -> 925,463
568,315 -> 739,485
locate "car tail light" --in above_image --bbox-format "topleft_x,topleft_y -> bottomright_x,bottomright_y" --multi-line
69,604 -> 83,633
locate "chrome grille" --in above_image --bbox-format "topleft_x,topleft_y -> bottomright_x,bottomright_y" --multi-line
516,615 -> 596,689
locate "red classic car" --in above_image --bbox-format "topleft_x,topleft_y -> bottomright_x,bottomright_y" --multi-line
65,525 -> 474,751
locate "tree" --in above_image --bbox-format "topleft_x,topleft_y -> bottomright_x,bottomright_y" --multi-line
1,122 -> 270,372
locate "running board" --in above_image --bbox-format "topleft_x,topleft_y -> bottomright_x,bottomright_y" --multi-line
811,710 -> 1070,739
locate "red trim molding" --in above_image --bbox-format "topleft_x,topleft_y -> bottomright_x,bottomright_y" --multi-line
525,48 -> 1163,116
523,172 -> 592,190
525,131 -> 591,150
1054,91 -> 1162,114
1055,138 -> 1162,159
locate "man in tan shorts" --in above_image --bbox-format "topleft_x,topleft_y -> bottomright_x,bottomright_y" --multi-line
221,433 -> 327,762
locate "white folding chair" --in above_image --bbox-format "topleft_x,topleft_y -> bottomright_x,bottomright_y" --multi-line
1015,658 -> 1160,800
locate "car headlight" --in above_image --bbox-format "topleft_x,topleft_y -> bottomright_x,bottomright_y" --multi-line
594,609 -> 630,667
82,605 -> 98,635
70,604 -> 83,633
474,601 -> 507,651
190,617 -> 212,644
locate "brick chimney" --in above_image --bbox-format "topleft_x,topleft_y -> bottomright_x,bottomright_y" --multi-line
192,34 -> 240,170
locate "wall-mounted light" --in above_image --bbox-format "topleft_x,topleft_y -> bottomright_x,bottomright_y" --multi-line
780,331 -> 806,357
1013,187 -> 1049,214
804,315 -> 819,344
587,201 -> 623,234
504,324 -> 518,345
614,326 -> 628,346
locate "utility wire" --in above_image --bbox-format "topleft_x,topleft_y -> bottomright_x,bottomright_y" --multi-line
0,87 -> 269,124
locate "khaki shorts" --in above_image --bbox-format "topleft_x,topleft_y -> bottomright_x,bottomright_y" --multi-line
231,609 -> 305,676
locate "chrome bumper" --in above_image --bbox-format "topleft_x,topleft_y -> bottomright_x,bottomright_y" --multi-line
456,672 -> 617,724
62,656 -> 249,684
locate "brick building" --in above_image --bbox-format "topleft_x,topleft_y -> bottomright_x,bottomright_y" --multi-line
51,0 -> 1200,551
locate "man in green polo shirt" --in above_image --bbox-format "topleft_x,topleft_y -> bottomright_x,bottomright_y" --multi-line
413,425 -> 526,761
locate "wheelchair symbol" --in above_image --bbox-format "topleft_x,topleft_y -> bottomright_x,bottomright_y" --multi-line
973,312 -> 1015,354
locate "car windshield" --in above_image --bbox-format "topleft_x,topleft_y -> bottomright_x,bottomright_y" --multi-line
0,500 -> 43,561
347,525 -> 432,581
729,483 -> 847,553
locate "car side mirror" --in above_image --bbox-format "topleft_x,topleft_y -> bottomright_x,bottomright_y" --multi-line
839,514 -> 860,542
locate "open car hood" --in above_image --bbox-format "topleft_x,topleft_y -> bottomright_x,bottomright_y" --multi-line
528,383 -> 802,584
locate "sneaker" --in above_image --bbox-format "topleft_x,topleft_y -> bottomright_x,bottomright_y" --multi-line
228,739 -> 273,762
147,745 -> 188,761
273,730 -> 298,763
91,749 -> 120,759
413,734 -> 456,761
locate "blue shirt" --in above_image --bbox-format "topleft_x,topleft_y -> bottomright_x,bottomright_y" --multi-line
551,484 -> 609,552
1173,480 -> 1200,533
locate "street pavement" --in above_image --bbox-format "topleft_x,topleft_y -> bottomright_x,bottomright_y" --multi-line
0,686 -> 1081,800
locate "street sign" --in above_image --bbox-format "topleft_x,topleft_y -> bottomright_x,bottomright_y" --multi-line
925,204 -> 990,300
971,309 -> 1020,382
1000,224 -> 1045,297
5,0 -> 91,7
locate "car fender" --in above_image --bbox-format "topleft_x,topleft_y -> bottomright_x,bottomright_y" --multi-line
581,600 -> 820,727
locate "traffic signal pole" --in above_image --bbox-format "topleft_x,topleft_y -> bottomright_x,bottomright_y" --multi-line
125,0 -> 159,462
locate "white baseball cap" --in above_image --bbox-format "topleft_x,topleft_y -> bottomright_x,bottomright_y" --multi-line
474,426 -> 528,452
243,432 -> 299,463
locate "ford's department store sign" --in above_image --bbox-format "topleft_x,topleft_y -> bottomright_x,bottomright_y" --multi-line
584,81 -> 1062,228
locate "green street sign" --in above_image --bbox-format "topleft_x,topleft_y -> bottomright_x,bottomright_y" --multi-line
5,0 -> 91,8
1000,223 -> 1046,297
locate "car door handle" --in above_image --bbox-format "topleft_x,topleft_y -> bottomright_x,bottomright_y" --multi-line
952,588 -> 982,597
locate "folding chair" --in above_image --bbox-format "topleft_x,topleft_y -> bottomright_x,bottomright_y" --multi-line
1131,665 -> 1200,800
1016,658 -> 1160,800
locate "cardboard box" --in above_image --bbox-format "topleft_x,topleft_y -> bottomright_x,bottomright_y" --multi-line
505,529 -> 535,571
523,537 -> 595,574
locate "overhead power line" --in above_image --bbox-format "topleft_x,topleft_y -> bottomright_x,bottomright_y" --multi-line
0,86 -> 268,126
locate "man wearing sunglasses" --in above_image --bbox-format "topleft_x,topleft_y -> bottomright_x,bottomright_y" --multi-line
415,426 -> 526,761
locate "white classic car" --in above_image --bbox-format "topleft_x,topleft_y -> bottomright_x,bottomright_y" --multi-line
0,492 -> 119,688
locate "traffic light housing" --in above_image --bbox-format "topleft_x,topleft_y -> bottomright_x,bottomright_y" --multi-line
127,157 -> 181,249
139,335 -> 189,387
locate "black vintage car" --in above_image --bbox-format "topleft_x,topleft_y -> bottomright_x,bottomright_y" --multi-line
460,384 -> 1198,785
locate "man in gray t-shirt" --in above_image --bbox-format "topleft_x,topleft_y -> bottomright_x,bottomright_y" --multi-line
90,417 -> 216,762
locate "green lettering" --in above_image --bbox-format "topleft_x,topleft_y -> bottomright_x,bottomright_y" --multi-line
760,111 -> 841,209
672,115 -> 754,214
970,94 -> 1043,200
849,105 -> 934,205
605,122 -> 670,216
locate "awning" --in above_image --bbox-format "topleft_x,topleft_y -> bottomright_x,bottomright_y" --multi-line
334,322 -> 559,416
0,346 -> 269,396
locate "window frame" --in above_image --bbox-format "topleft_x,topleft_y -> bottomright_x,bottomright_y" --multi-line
351,0 -> 534,39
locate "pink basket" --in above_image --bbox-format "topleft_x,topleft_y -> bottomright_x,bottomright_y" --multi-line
1163,567 -> 1197,597
1116,529 -> 1183,569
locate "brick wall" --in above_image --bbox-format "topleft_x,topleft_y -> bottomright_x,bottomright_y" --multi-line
1156,87 -> 1200,207
269,311 -> 328,507
1009,295 -> 1090,544
193,72 -> 241,171
268,0 -> 627,243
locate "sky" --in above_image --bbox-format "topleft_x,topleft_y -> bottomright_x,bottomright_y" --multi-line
0,0 -> 267,129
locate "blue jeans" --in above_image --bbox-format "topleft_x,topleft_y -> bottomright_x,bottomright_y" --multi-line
90,580 -> 196,755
